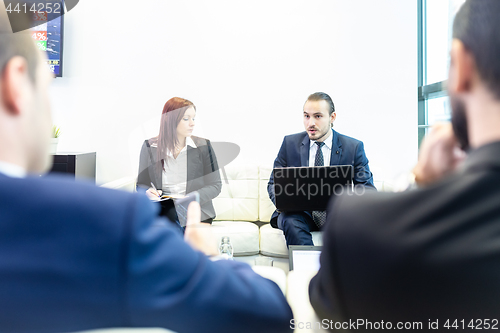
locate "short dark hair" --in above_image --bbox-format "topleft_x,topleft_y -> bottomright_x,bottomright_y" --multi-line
306,92 -> 335,115
453,0 -> 500,100
0,4 -> 38,82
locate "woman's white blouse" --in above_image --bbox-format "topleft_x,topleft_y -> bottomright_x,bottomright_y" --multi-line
161,137 -> 197,196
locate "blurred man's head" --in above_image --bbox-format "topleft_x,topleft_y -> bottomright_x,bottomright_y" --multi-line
449,0 -> 500,150
0,8 -> 53,173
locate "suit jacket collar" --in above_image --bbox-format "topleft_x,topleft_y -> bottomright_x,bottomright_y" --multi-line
300,134 -> 310,166
461,140 -> 500,173
186,144 -> 202,192
330,129 -> 342,165
300,129 -> 342,166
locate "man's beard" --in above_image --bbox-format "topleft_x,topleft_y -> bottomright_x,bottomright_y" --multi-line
308,127 -> 330,141
450,95 -> 470,151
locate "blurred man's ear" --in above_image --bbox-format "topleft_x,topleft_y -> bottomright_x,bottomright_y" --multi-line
449,39 -> 475,95
1,56 -> 30,116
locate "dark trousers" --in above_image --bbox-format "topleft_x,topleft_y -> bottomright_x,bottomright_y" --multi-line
158,200 -> 213,235
277,211 -> 320,247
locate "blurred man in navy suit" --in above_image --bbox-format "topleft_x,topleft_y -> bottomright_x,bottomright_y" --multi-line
0,8 -> 292,333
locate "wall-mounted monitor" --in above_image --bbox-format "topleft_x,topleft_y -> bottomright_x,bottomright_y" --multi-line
28,0 -> 64,77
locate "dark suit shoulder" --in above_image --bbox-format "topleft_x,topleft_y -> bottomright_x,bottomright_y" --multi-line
147,136 -> 158,147
327,190 -> 397,237
337,132 -> 362,145
283,131 -> 308,143
6,174 -> 155,230
320,169 -> 500,321
333,132 -> 365,153
328,181 -> 452,236
326,167 -> 500,269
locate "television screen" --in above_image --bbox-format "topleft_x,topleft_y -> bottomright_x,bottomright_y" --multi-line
29,0 -> 64,77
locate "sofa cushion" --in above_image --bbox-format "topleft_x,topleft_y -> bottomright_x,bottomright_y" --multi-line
212,221 -> 260,256
260,224 -> 323,258
213,165 -> 259,222
258,165 -> 275,222
260,224 -> 288,257
213,197 -> 259,222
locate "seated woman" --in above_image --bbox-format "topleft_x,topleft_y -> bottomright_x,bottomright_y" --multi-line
137,97 -> 222,224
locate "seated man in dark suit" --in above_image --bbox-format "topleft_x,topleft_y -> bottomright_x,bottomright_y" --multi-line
268,92 -> 376,246
310,0 -> 500,328
0,9 -> 292,333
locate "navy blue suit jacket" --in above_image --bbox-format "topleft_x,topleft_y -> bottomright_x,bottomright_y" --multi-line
0,173 -> 292,333
267,130 -> 376,227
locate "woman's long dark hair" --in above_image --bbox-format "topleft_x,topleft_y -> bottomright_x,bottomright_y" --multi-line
157,97 -> 195,169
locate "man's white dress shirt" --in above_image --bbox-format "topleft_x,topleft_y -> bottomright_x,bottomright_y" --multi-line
308,129 -> 333,166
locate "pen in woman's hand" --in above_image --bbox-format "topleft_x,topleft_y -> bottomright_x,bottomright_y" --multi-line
150,182 -> 162,197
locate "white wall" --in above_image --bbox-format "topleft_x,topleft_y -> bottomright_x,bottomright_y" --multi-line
50,0 -> 417,185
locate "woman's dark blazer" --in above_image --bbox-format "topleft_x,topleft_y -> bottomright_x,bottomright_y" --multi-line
137,136 -> 222,221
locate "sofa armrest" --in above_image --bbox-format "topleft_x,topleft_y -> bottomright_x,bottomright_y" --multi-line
286,271 -> 328,333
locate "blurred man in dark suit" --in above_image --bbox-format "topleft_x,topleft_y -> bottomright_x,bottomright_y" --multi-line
0,7 -> 292,333
309,0 -> 500,330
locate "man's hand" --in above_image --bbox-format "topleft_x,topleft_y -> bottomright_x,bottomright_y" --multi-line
413,122 -> 467,186
184,202 -> 218,257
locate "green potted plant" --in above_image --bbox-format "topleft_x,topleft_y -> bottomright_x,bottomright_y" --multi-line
50,125 -> 61,154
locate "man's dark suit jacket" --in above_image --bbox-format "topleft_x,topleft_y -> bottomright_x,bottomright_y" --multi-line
137,135 -> 222,221
267,129 -> 376,227
0,172 -> 292,333
309,141 -> 500,329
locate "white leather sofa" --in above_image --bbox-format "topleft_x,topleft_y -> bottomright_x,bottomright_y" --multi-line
211,164 -> 390,260
210,164 -> 323,260
102,164 -> 390,265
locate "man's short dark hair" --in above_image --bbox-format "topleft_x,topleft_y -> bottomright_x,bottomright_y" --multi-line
306,92 -> 335,115
0,4 -> 38,82
453,0 -> 500,100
